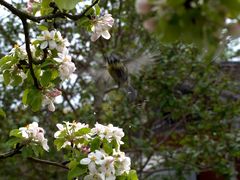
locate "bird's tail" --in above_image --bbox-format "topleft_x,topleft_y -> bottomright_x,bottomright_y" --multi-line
122,84 -> 138,102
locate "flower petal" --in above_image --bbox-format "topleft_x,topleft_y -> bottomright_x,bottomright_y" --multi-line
91,33 -> 101,42
40,41 -> 48,49
80,158 -> 91,165
101,31 -> 111,39
49,40 -> 57,49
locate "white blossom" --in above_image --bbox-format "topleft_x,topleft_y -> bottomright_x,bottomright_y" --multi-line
99,156 -> 115,180
113,150 -> 131,175
37,30 -> 57,50
91,14 -> 114,42
37,30 -> 69,52
54,49 -> 76,80
59,61 -> 76,80
91,123 -> 124,146
80,150 -> 105,166
53,49 -> 72,63
9,44 -> 27,60
19,122 -> 49,151
42,95 -> 56,112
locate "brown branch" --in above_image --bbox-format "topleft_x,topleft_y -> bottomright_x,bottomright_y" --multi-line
63,0 -> 99,21
0,144 -> 68,170
28,157 -> 69,170
0,144 -> 24,160
0,0 -> 99,22
21,18 -> 41,89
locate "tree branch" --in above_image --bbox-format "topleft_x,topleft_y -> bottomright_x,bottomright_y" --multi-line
63,0 -> 99,21
0,144 -> 24,160
0,0 -> 99,22
28,157 -> 69,170
21,18 -> 41,89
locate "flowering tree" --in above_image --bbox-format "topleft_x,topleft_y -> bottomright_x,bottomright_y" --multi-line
0,0 -> 240,179
0,0 -> 137,179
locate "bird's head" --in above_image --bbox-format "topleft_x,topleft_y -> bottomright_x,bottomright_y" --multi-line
106,53 -> 120,65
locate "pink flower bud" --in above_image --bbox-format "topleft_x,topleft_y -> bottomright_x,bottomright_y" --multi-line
27,1 -> 33,12
135,0 -> 152,15
228,23 -> 240,38
143,18 -> 157,32
47,89 -> 62,98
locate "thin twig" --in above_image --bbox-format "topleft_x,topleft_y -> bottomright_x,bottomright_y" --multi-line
28,157 -> 69,170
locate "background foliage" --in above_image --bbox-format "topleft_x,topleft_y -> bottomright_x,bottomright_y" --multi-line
0,0 -> 240,179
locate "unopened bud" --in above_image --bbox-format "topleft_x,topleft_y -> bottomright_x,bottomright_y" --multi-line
228,23 -> 240,38
135,0 -> 152,15
143,18 -> 157,32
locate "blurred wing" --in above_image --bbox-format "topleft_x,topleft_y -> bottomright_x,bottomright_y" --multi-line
125,52 -> 157,75
90,66 -> 113,86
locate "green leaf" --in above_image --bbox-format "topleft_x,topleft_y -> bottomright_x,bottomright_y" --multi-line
38,25 -> 48,31
22,89 -> 29,105
31,145 -> 43,157
103,139 -> 113,155
51,69 -> 59,80
117,174 -> 128,180
21,147 -> 34,159
3,70 -> 11,85
68,160 -> 78,169
74,127 -> 91,136
27,89 -> 42,112
40,70 -> 52,87
90,137 -> 101,152
11,74 -> 22,86
0,55 -> 12,68
9,129 -> 22,138
95,4 -> 100,15
0,108 -> 6,118
6,137 -> 22,148
41,0 -> 52,15
127,170 -> 138,180
54,0 -> 80,10
54,138 -> 66,151
68,165 -> 87,180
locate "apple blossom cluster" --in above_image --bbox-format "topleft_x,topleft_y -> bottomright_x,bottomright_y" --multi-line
35,29 -> 76,80
0,29 -> 75,112
54,121 -> 132,180
18,122 -> 49,151
54,121 -> 90,149
80,149 -> 131,180
91,14 -> 114,42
